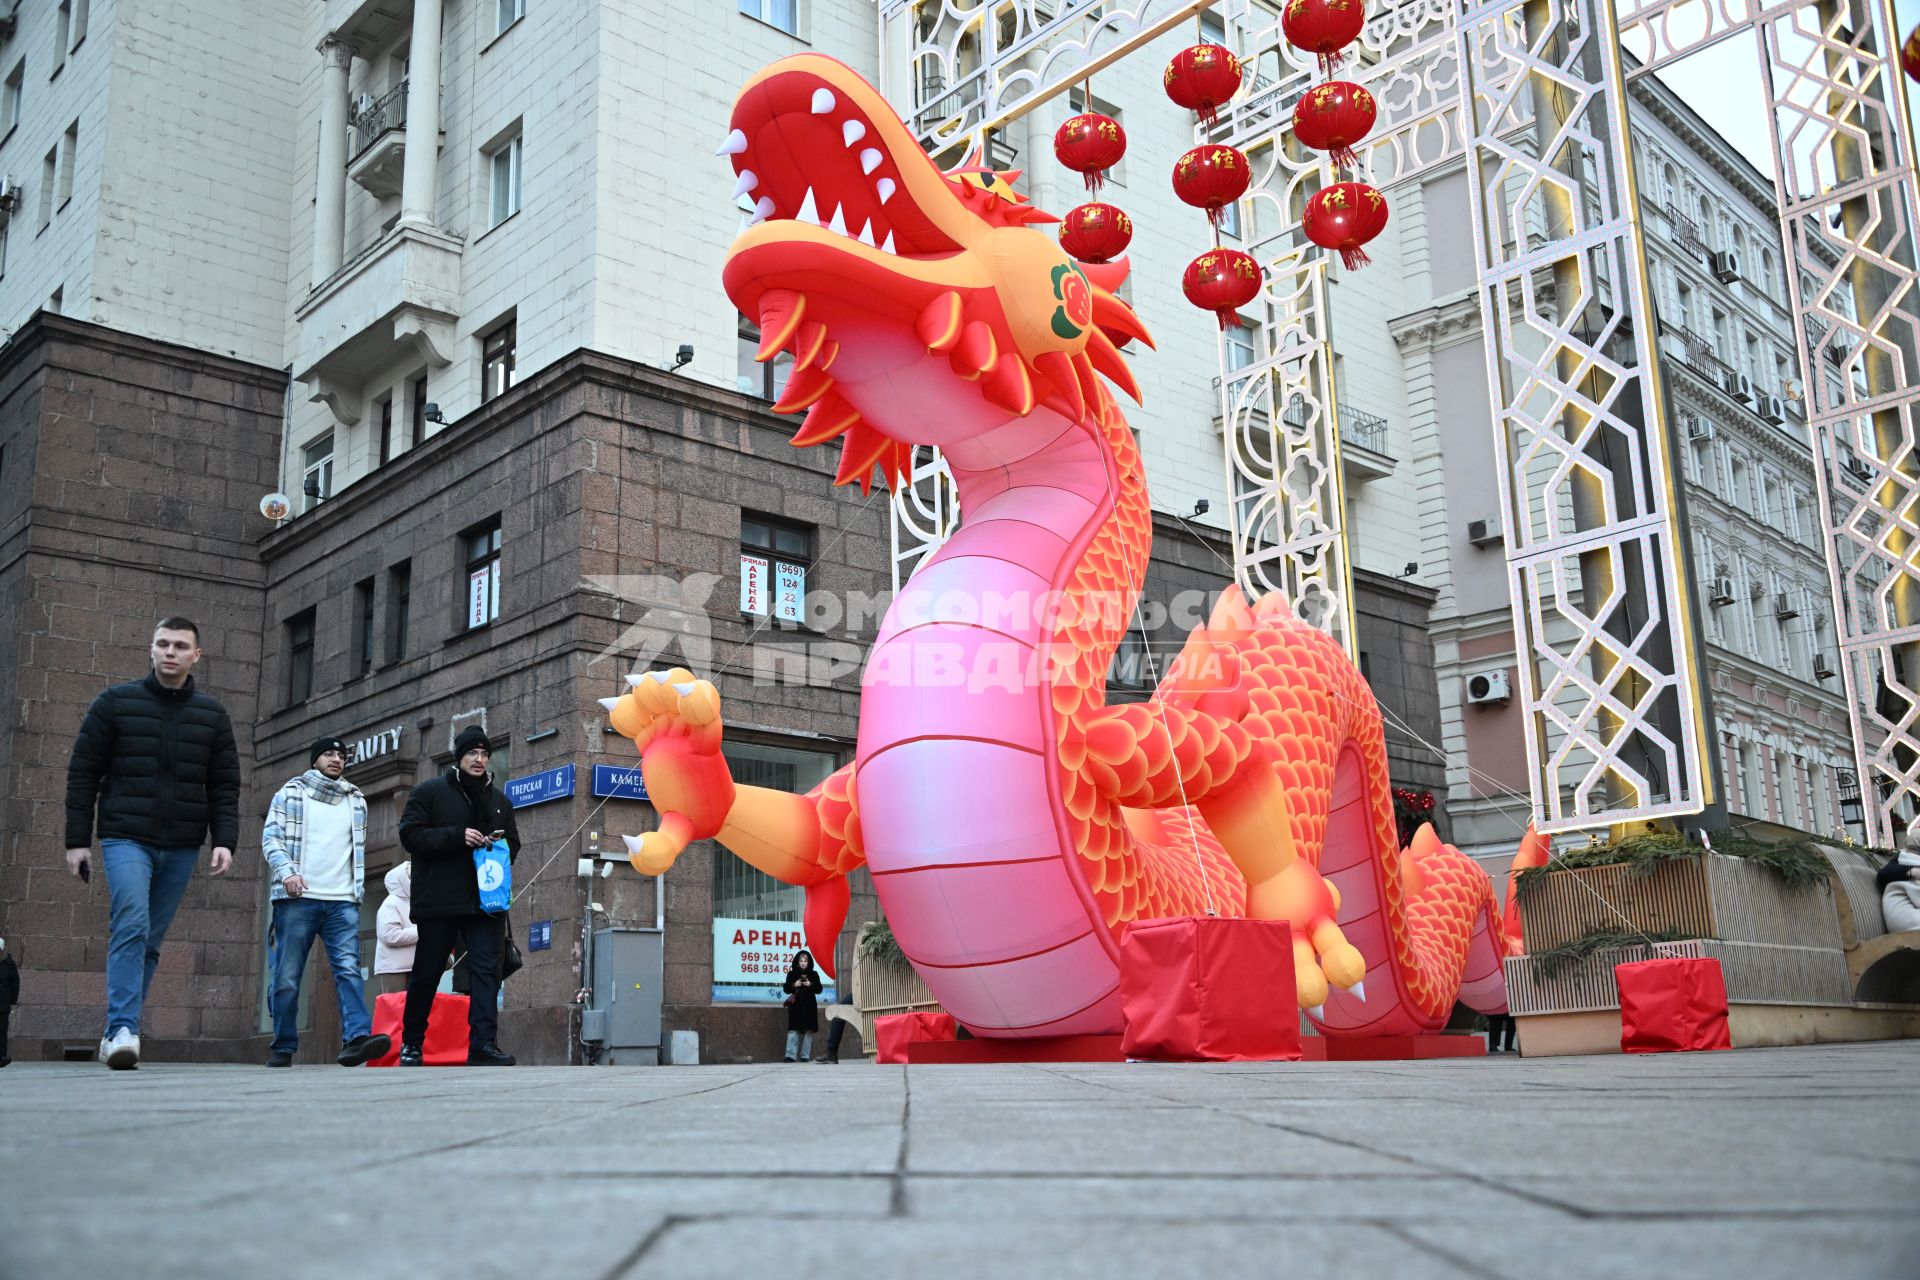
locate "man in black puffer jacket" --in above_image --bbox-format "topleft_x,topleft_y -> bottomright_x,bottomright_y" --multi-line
398,726 -> 521,1066
64,617 -> 240,1071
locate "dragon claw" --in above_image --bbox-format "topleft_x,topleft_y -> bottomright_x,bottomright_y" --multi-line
625,830 -> 685,877
1349,980 -> 1366,1003
1307,1004 -> 1325,1021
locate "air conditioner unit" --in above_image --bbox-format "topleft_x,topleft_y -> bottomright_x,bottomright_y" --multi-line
0,176 -> 18,214
1757,395 -> 1786,424
1813,654 -> 1836,680
1686,416 -> 1716,442
1709,576 -> 1736,607
1466,516 -> 1503,547
353,92 -> 376,116
1723,369 -> 1754,402
1775,592 -> 1799,620
1710,249 -> 1741,283
1466,669 -> 1512,705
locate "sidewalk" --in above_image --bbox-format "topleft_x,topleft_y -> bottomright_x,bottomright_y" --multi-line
2,1042 -> 1915,1278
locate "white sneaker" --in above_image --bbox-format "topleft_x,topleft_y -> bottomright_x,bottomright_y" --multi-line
99,1028 -> 140,1070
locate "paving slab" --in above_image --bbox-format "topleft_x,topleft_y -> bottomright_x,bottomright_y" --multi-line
1,1042 -> 1916,1279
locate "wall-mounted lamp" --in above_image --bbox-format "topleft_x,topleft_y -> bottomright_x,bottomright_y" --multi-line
1190,499 -> 1210,518
670,344 -> 695,373
1399,561 -> 1418,578
423,402 -> 448,425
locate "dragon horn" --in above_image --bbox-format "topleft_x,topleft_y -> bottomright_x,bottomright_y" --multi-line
789,320 -> 830,372
949,320 -> 999,381
755,290 -> 806,362
916,292 -> 965,352
790,391 -> 861,447
1084,326 -> 1142,403
1031,351 -> 1084,421
1092,291 -> 1155,350
834,421 -> 896,492
769,362 -> 835,414
981,356 -> 1035,416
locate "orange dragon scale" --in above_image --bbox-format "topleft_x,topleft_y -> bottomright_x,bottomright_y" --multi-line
605,55 -> 1515,1038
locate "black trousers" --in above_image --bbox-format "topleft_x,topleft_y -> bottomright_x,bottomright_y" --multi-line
403,914 -> 503,1048
0,1007 -> 10,1062
1486,1013 -> 1517,1052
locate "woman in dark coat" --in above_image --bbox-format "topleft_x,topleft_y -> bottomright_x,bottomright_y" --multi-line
782,949 -> 823,1062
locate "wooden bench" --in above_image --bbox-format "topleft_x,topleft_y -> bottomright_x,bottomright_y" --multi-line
1821,849 -> 1920,1004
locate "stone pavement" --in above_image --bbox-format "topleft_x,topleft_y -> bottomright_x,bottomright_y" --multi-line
2,1041 -> 1917,1279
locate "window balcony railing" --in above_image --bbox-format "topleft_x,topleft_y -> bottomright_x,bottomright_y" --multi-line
1340,406 -> 1391,458
1664,202 -> 1706,259
1660,319 -> 1733,382
350,80 -> 407,162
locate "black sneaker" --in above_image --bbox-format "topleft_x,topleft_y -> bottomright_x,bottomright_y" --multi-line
397,1043 -> 424,1067
266,1051 -> 294,1068
466,1043 -> 516,1066
337,1033 -> 392,1067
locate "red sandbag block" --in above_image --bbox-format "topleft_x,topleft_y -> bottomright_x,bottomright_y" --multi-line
873,1011 -> 957,1063
367,991 -> 472,1066
1616,957 -> 1732,1054
1119,916 -> 1302,1062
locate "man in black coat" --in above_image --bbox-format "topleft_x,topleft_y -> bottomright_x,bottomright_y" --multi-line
398,726 -> 521,1066
0,935 -> 18,1068
64,617 -> 240,1071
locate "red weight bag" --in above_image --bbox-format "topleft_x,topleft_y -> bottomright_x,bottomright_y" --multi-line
1615,957 -> 1732,1054
1119,917 -> 1302,1062
367,991 -> 472,1066
873,1011 -> 958,1064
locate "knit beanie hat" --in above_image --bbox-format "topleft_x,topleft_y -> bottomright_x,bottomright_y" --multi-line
453,726 -> 492,758
310,736 -> 349,765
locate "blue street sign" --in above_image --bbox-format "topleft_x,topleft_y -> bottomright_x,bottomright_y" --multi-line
591,763 -> 649,800
505,763 -> 574,809
528,920 -> 552,952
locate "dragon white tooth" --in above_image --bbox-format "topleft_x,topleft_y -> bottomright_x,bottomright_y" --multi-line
644,670 -> 673,684
859,147 -> 883,175
716,128 -> 748,157
828,204 -> 848,236
1349,980 -> 1367,1002
857,219 -> 876,246
811,88 -> 836,114
880,230 -> 896,254
751,195 -> 775,224
797,187 -> 820,224
842,119 -> 866,147
671,682 -> 698,696
598,696 -> 622,712
731,169 -> 758,199
876,177 -> 896,204
1307,1004 -> 1325,1021
626,673 -> 648,687
622,834 -> 645,854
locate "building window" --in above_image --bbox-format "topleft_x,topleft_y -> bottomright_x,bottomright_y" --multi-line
353,577 -> 377,677
386,561 -> 412,663
410,375 -> 428,446
481,319 -> 515,402
462,518 -> 503,630
738,0 -> 799,36
301,432 -> 334,511
56,120 -> 77,209
495,0 -> 525,36
486,131 -> 522,228
712,740 -> 836,998
286,609 -> 316,705
71,0 -> 90,48
377,395 -> 393,466
39,145 -> 55,230
735,314 -> 794,401
1,61 -> 22,139
740,513 -> 811,623
53,3 -> 71,73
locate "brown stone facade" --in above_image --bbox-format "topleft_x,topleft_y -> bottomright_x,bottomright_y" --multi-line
0,318 -> 1452,1064
0,315 -> 281,1060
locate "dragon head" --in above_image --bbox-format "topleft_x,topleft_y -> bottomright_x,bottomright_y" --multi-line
720,55 -> 1153,493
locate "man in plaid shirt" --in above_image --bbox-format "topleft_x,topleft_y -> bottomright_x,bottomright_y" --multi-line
260,738 -> 388,1067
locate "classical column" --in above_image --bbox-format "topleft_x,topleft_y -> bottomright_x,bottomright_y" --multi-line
399,0 -> 443,227
312,37 -> 354,284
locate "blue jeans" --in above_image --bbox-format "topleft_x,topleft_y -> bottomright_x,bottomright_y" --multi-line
270,898 -> 372,1054
102,839 -> 201,1036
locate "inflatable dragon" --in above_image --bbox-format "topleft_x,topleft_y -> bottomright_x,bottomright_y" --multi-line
602,54 -> 1512,1038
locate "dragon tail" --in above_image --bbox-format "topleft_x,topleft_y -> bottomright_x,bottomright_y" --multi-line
804,875 -> 852,980
1502,823 -> 1549,957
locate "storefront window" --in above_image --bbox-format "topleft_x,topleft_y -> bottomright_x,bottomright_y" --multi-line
711,740 -> 839,1003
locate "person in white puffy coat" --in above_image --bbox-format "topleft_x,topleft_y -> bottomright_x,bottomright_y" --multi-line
374,862 -> 417,997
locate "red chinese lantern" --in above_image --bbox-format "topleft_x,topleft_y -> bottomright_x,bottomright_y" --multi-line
1904,24 -> 1920,84
1303,181 -> 1389,271
1163,43 -> 1245,127
1171,144 -> 1250,229
1183,248 -> 1262,329
1282,0 -> 1367,77
1292,80 -> 1375,169
1059,202 -> 1134,264
1054,112 -> 1127,193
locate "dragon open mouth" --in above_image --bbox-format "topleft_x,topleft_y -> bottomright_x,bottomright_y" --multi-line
721,67 -> 961,260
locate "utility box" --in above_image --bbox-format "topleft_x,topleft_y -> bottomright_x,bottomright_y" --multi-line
591,927 -> 664,1065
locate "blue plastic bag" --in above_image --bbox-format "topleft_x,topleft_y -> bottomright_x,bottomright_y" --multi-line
474,838 -> 512,914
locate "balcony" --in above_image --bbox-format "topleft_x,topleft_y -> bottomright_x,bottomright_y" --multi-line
295,222 -> 463,427
327,0 -> 414,47
1664,203 -> 1707,261
348,81 -> 408,199
1337,406 -> 1394,481
1658,319 -> 1733,383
